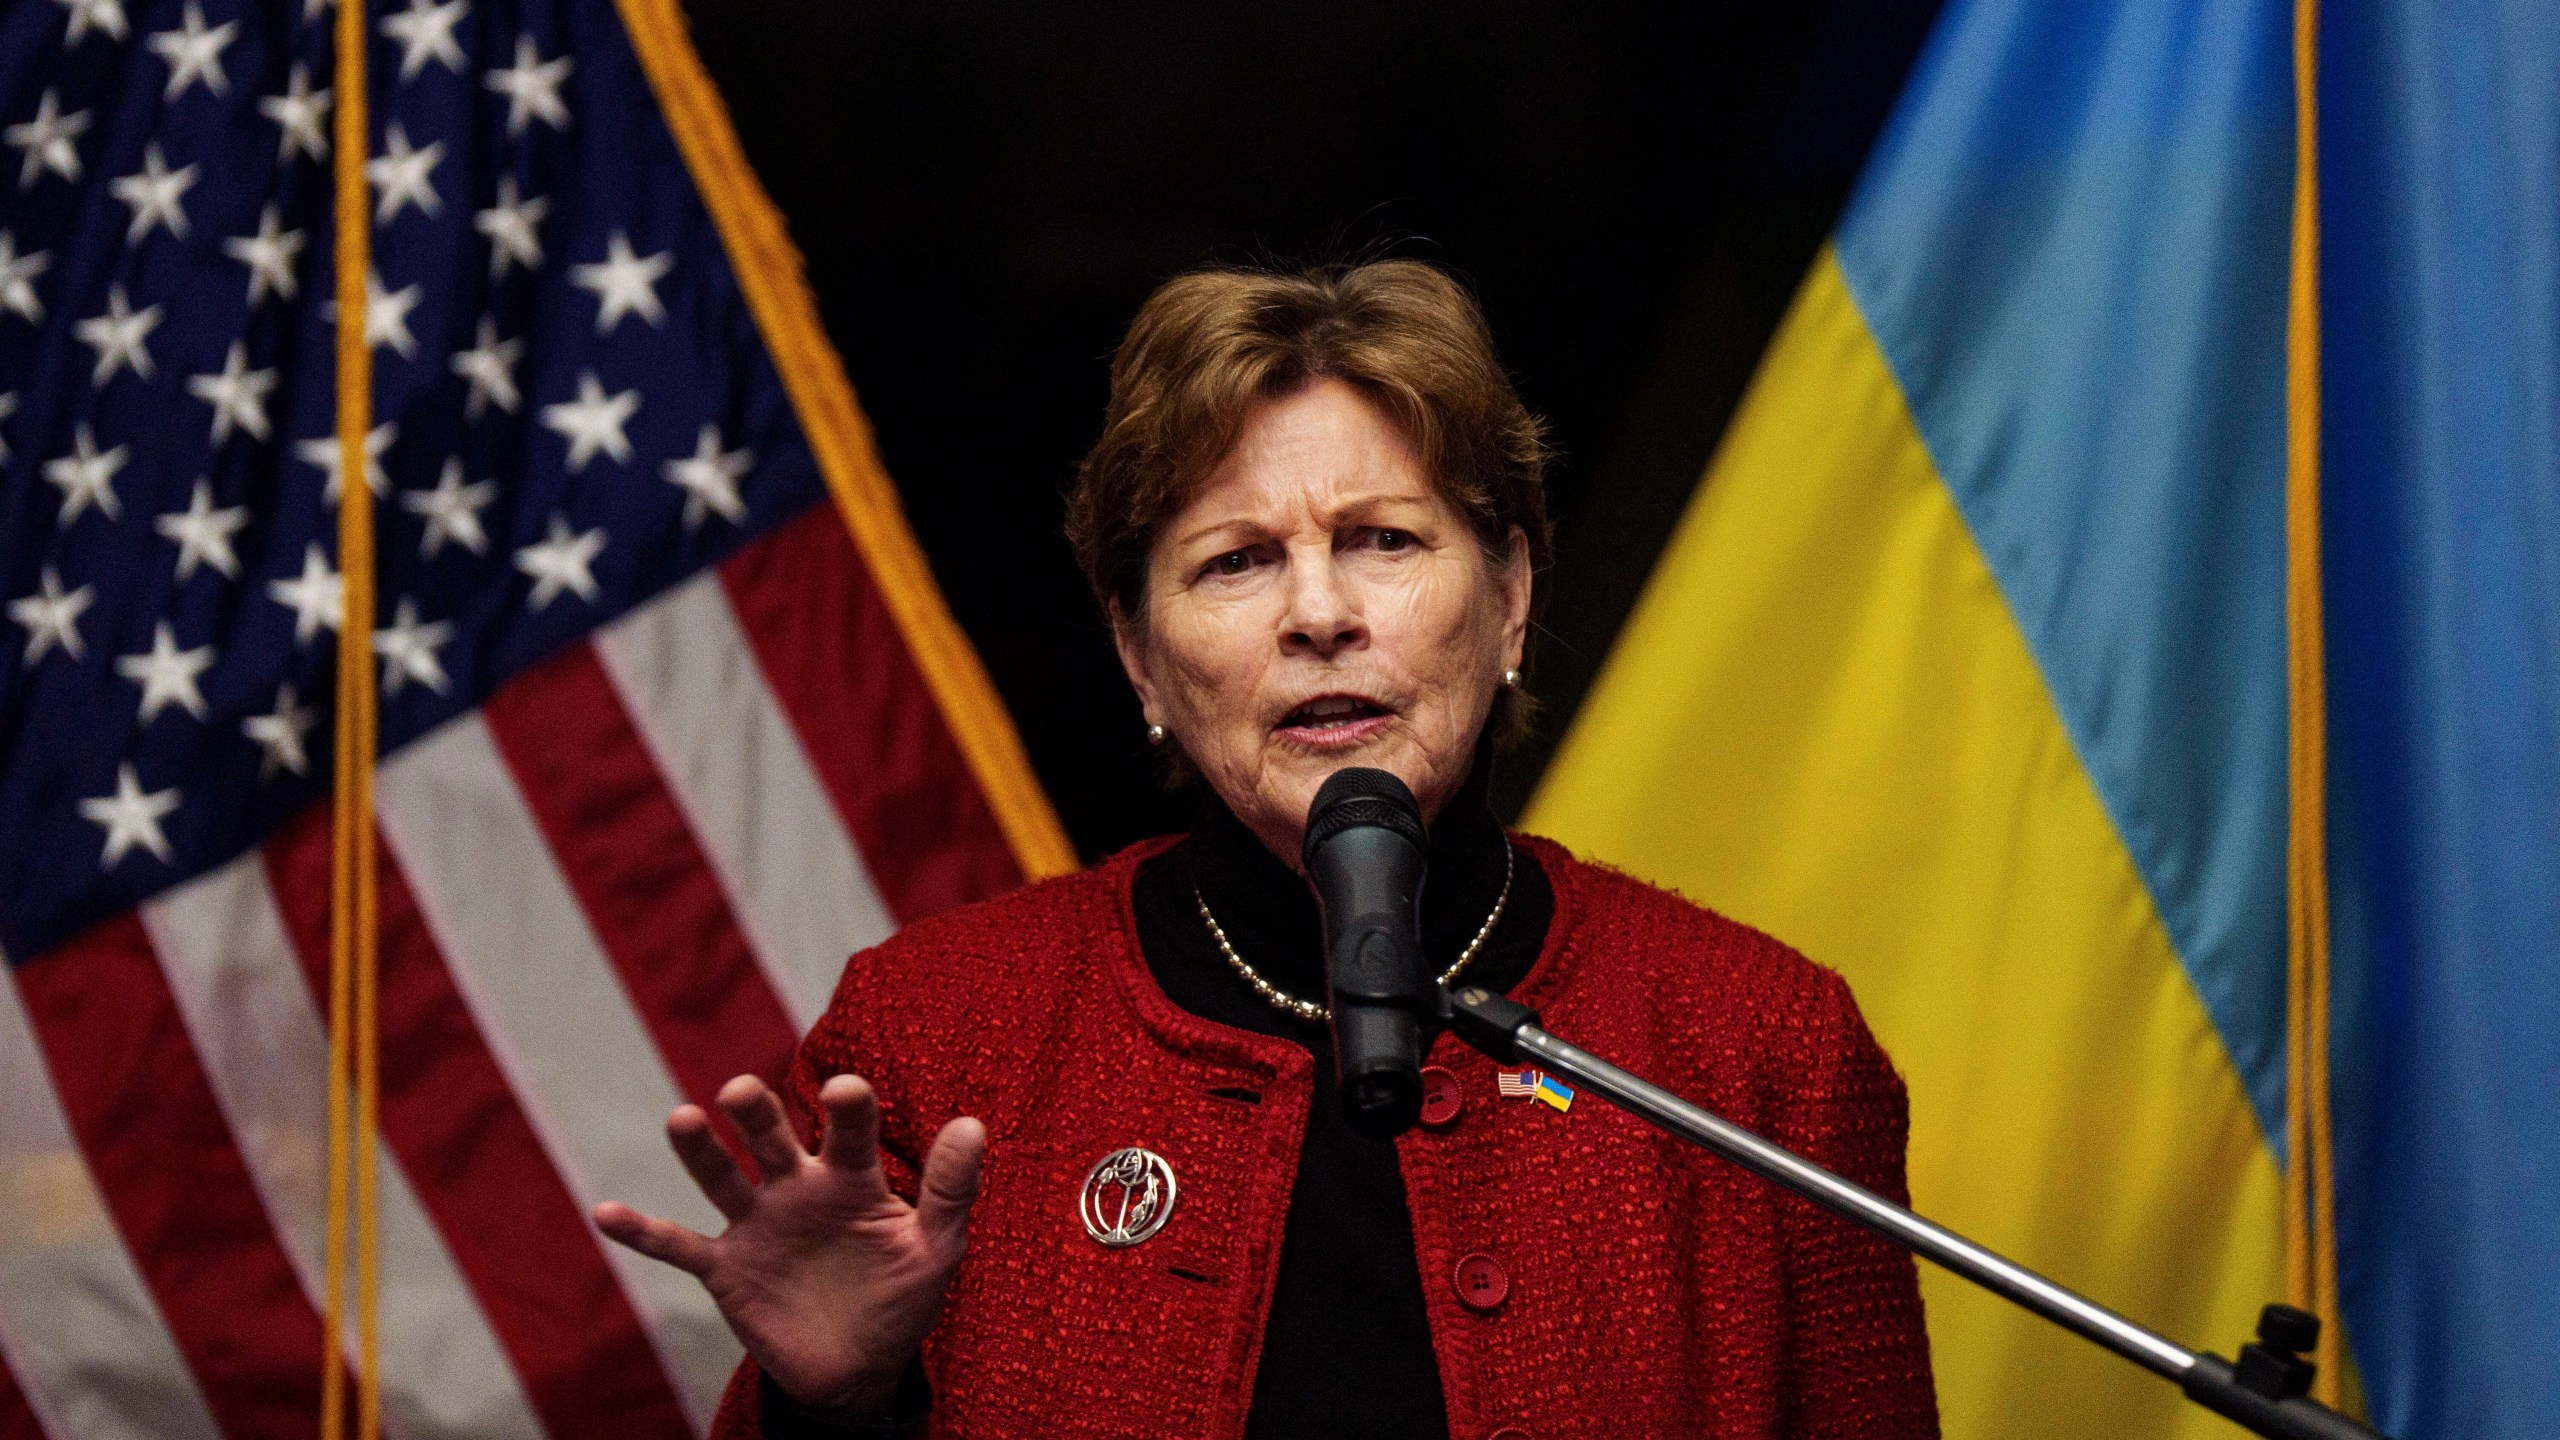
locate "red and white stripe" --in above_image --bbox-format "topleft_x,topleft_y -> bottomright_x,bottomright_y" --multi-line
0,505 -> 1026,1439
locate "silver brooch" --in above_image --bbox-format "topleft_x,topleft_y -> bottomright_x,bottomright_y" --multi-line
1079,1146 -> 1177,1247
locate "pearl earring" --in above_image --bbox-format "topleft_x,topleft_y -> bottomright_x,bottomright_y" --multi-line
1145,723 -> 1167,747
1501,668 -> 1522,691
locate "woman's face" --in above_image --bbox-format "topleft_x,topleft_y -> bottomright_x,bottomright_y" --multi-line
1115,377 -> 1531,865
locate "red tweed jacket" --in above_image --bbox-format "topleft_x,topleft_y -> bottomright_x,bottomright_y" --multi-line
709,835 -> 1938,1440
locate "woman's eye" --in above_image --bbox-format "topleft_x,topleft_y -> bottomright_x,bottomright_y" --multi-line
1207,550 -> 1253,577
1374,529 -> 1413,552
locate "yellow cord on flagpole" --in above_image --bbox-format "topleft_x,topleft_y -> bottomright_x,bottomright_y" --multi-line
608,0 -> 1076,880
326,0 -> 381,1435
2284,0 -> 2342,1403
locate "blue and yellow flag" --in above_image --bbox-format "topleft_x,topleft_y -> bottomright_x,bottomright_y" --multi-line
1531,1 -> 2557,1437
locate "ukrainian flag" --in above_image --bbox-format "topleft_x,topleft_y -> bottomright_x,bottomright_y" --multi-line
1530,1073 -> 1574,1114
1528,2 -> 2559,1438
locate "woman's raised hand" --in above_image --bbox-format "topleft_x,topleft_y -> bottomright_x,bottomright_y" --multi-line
592,1073 -> 986,1421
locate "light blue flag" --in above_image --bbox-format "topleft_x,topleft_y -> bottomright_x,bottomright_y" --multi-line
2321,4 -> 2560,1437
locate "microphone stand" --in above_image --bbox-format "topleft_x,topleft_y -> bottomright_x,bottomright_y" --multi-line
1440,986 -> 2388,1440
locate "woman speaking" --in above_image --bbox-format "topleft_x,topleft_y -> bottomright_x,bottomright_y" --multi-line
593,260 -> 1939,1439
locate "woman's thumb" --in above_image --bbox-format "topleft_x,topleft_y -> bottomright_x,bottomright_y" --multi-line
913,1116 -> 987,1245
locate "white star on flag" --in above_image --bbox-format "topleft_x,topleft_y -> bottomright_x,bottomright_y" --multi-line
0,231 -> 50,323
359,268 -> 424,358
9,566 -> 93,664
157,478 -> 250,580
367,121 -> 443,223
57,0 -> 129,47
109,143 -> 198,243
540,371 -> 638,471
186,340 -> 277,444
242,682 -> 316,777
80,763 -> 179,869
474,175 -> 547,278
379,0 -> 470,80
117,621 -> 217,724
146,1 -> 238,100
571,230 -> 671,333
663,423 -> 753,527
450,316 -> 522,416
373,597 -> 453,696
258,64 -> 332,164
295,420 -> 396,502
224,203 -> 305,306
75,284 -> 161,385
266,543 -> 343,644
42,423 -> 128,524
403,458 -> 497,557
6,89 -> 89,188
514,512 -> 607,610
486,35 -> 572,135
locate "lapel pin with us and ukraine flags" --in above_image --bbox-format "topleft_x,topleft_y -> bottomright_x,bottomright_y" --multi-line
1496,1069 -> 1574,1114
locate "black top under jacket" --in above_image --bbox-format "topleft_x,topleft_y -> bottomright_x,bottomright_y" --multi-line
1129,761 -> 1554,1440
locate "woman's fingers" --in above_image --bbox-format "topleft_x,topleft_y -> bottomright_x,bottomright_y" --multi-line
717,1075 -> 808,1183
592,1201 -> 716,1277
666,1104 -> 757,1220
814,1074 -> 883,1180
912,1116 -> 988,1247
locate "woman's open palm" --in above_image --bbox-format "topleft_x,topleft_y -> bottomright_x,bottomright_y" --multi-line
593,1072 -> 986,1419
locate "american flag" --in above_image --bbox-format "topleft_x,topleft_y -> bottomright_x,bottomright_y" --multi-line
0,0 -> 1063,1437
1496,1071 -> 1571,1112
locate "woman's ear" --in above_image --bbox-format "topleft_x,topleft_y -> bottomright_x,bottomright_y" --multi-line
1497,524 -> 1533,670
1108,598 -> 1163,728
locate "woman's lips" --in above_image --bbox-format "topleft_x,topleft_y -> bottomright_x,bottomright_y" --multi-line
1273,693 -> 1395,747
1272,712 -> 1396,747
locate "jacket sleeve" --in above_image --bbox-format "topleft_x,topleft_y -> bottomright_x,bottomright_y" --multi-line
704,955 -> 933,1440
1769,965 -> 1941,1440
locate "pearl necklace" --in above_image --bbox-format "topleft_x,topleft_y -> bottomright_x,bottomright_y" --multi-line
1192,835 -> 1515,1023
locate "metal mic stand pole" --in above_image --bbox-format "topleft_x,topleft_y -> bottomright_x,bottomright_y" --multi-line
1441,986 -> 2388,1440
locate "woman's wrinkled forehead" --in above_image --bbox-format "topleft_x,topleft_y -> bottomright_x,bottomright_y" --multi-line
1157,380 -> 1443,550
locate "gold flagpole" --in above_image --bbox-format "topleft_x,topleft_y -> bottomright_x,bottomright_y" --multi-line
2284,0 -> 2342,1404
325,0 -> 380,1434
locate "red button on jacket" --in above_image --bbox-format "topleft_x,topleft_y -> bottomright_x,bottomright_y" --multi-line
1419,1064 -> 1464,1128
1454,1252 -> 1510,1312
710,834 -> 1938,1440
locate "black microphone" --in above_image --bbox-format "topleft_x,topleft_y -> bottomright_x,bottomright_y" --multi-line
1302,767 -> 1435,1139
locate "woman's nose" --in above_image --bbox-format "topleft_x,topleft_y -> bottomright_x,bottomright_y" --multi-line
1280,559 -> 1366,657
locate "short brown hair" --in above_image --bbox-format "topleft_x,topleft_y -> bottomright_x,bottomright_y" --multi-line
1068,259 -> 1553,629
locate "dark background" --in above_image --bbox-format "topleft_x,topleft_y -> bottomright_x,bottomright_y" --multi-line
680,2 -> 1942,860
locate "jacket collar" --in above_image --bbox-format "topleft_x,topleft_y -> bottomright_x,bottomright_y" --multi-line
1091,830 -> 1590,1079
1180,758 -> 1521,1010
